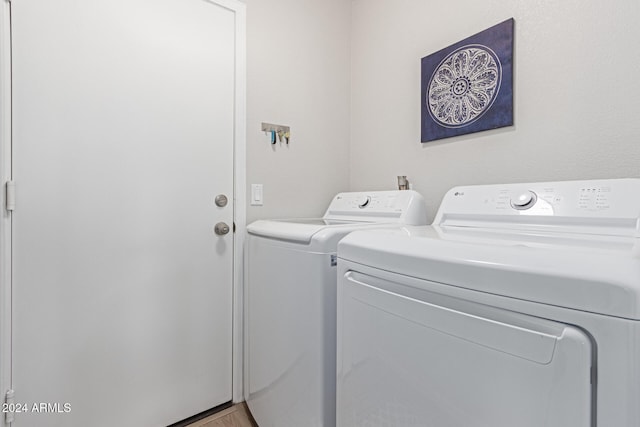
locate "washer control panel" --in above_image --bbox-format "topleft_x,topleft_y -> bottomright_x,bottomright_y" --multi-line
324,190 -> 427,225
328,192 -> 406,213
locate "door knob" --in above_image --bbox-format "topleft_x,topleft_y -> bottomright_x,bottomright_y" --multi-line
215,194 -> 228,207
214,222 -> 230,236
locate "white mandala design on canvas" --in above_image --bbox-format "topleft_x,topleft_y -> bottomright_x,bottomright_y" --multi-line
427,44 -> 502,128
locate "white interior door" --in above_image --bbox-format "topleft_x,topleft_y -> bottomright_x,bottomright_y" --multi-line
11,0 -> 236,425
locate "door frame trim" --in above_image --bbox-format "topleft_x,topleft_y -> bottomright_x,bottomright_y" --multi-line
0,0 -> 247,415
224,0 -> 247,404
0,1 -> 12,424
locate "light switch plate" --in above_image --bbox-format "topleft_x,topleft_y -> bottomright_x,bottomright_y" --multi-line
251,184 -> 263,206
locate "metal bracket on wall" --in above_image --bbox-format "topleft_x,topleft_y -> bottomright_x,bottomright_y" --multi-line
261,122 -> 290,144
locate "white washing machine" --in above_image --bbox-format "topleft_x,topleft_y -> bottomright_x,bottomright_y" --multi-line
337,179 -> 640,427
245,190 -> 427,427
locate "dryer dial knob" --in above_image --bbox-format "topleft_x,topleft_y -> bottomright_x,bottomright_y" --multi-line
358,196 -> 371,209
510,191 -> 537,210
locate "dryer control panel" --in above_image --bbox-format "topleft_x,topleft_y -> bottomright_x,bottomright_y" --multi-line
434,179 -> 640,236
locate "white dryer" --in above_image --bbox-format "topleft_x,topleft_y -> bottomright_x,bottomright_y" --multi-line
337,179 -> 640,427
245,190 -> 427,427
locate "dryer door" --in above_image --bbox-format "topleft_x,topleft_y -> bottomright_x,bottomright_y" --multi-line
337,269 -> 593,427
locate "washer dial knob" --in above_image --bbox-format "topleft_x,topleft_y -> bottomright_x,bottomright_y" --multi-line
510,191 -> 537,210
358,196 -> 371,209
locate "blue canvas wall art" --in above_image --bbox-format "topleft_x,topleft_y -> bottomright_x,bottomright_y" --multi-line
421,18 -> 514,142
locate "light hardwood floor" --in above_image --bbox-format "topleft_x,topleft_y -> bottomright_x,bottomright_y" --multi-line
187,403 -> 257,427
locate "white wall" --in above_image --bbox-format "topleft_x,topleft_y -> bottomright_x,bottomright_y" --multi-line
350,0 -> 640,221
243,0 -> 351,223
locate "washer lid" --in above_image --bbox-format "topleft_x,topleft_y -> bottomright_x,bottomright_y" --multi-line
338,226 -> 640,320
247,218 -> 335,243
248,218 -> 382,244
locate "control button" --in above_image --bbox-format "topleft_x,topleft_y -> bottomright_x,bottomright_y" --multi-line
358,196 -> 371,209
510,191 -> 537,210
